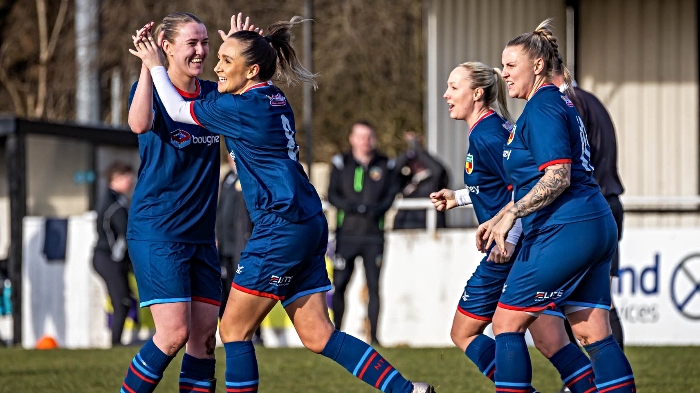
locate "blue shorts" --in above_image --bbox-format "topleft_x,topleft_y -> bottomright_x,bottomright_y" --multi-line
232,212 -> 332,307
458,246 -> 563,320
498,214 -> 617,314
128,240 -> 222,307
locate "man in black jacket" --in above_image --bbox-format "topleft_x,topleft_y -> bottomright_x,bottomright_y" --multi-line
328,120 -> 398,345
93,161 -> 135,346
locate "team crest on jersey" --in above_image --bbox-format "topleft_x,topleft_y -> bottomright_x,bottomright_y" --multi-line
561,95 -> 575,107
507,124 -> 516,145
170,129 -> 192,149
369,167 -> 383,181
465,154 -> 474,174
268,93 -> 287,107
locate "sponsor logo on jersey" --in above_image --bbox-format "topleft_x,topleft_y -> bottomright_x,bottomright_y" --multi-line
269,275 -> 293,286
465,154 -> 474,174
535,290 -> 563,301
170,130 -> 220,149
190,134 -> 220,146
561,95 -> 575,107
170,129 -> 192,148
507,124 -> 516,144
268,93 -> 287,107
503,150 -> 512,160
466,185 -> 479,194
369,167 -> 383,181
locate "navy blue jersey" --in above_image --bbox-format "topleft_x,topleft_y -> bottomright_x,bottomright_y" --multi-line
127,79 -> 221,243
191,82 -> 322,224
464,110 -> 513,224
503,84 -> 609,232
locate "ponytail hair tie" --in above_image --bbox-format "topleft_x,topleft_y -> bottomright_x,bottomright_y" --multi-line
264,35 -> 272,43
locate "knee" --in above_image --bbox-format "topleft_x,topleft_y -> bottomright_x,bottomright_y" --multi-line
450,326 -> 471,351
533,335 -> 566,358
155,326 -> 190,355
219,318 -> 257,343
299,323 -> 334,354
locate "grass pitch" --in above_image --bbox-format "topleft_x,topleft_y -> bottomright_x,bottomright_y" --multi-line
0,345 -> 697,392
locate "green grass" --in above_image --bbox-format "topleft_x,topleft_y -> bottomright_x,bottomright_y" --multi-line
0,345 -> 698,392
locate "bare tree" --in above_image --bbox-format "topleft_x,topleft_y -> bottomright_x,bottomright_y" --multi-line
0,0 -> 68,118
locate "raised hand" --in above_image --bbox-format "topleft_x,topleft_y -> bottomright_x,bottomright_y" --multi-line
129,30 -> 165,70
219,12 -> 263,41
133,21 -> 154,46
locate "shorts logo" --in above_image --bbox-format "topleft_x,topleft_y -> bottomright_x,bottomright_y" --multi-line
170,129 -> 192,148
369,167 -> 383,181
561,95 -> 575,107
507,124 -> 516,145
462,291 -> 469,301
535,291 -> 563,301
236,265 -> 244,275
268,93 -> 287,107
465,154 -> 474,174
269,275 -> 293,286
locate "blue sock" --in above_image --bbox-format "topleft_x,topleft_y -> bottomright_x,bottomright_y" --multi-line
179,353 -> 216,392
549,343 -> 596,393
494,332 -> 533,393
224,341 -> 259,393
122,339 -> 174,393
583,335 -> 635,392
321,330 -> 413,393
465,334 -> 496,381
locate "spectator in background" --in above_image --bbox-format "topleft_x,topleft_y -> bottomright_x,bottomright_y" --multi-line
93,161 -> 135,346
394,131 -> 450,229
328,120 -> 398,346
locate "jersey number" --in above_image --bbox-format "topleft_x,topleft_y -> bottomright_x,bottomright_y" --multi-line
576,116 -> 594,172
282,114 -> 299,161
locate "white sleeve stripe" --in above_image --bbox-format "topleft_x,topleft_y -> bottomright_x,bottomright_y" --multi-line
150,66 -> 197,125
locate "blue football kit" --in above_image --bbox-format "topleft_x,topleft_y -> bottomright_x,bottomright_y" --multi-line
127,79 -> 223,307
500,84 -> 617,313
191,81 -> 331,305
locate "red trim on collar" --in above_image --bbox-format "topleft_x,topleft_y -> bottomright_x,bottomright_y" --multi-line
470,110 -> 495,133
173,79 -> 200,99
531,83 -> 553,97
244,80 -> 272,93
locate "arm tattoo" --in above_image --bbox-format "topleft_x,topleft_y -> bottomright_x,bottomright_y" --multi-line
510,164 -> 571,218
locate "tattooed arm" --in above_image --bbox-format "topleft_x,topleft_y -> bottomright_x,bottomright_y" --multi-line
487,163 -> 571,253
